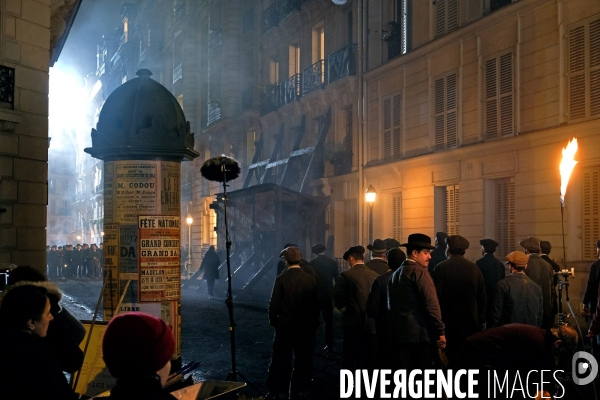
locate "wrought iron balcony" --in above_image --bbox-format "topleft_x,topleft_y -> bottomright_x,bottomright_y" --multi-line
208,29 -> 222,52
302,60 -> 326,96
208,100 -> 222,125
261,84 -> 280,115
280,73 -> 301,105
173,63 -> 182,84
328,44 -> 356,85
262,2 -> 280,33
0,65 -> 15,110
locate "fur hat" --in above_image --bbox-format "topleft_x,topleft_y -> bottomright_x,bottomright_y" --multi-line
102,312 -> 174,379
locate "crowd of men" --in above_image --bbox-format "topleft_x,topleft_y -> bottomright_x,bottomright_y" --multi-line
266,233 -> 582,399
45,243 -> 104,279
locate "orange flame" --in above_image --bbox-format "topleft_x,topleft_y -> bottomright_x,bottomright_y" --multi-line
560,138 -> 578,206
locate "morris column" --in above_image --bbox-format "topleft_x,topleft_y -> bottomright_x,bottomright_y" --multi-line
85,69 -> 199,368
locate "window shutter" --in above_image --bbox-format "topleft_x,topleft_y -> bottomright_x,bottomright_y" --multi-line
485,52 -> 513,139
435,0 -> 458,38
393,193 -> 402,240
368,0 -> 382,70
447,0 -> 458,34
568,25 -> 586,120
466,0 -> 482,23
582,168 -> 600,261
496,177 -> 515,258
446,185 -> 459,235
383,97 -> 392,161
590,19 -> 600,115
382,94 -> 402,161
434,74 -> 457,150
499,53 -> 514,136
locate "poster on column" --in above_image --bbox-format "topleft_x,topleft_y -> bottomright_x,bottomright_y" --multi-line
138,215 -> 181,302
102,224 -> 119,319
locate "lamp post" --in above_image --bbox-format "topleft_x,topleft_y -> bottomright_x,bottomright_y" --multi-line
186,215 -> 193,278
365,185 -> 376,246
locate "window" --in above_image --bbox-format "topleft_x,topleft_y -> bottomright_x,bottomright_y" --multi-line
484,51 -> 514,139
583,167 -> 600,261
269,59 -> 279,84
382,93 -> 402,161
568,17 -> 600,122
289,44 -> 300,76
446,185 -> 459,235
433,73 -> 458,151
368,0 -> 382,70
466,0 -> 483,23
435,0 -> 458,38
495,177 -> 515,258
392,193 -> 402,240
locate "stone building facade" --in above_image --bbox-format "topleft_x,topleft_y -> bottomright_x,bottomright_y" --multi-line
90,0 -> 600,305
0,0 -> 80,270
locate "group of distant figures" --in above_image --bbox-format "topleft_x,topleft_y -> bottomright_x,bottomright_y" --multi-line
45,243 -> 104,279
264,233 -> 588,399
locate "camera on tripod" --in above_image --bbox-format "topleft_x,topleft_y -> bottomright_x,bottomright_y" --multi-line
554,268 -> 575,278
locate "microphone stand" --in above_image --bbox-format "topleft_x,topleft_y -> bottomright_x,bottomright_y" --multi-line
221,164 -> 261,395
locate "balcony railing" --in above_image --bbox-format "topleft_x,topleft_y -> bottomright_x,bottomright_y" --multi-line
262,0 -> 300,33
208,100 -> 222,125
208,29 -> 222,52
328,44 -> 356,85
173,63 -> 182,84
261,84 -> 280,115
302,60 -> 326,96
0,65 -> 15,110
280,73 -> 301,105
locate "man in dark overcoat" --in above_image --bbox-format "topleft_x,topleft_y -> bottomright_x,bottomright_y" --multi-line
199,245 -> 220,298
308,243 -> 339,352
540,240 -> 561,326
521,236 -> 554,328
73,244 -> 83,278
433,235 -> 486,364
584,239 -> 600,357
333,245 -> 378,369
476,238 -> 506,325
366,239 -> 388,275
388,233 -> 446,373
491,251 -> 543,327
428,231 -> 448,274
266,246 -> 318,400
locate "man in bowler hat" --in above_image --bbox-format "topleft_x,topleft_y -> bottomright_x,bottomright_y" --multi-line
308,243 -> 339,352
388,233 -> 446,374
366,239 -> 388,275
428,232 -> 448,274
521,236 -> 554,328
333,245 -> 378,369
476,239 -> 506,325
433,235 -> 486,365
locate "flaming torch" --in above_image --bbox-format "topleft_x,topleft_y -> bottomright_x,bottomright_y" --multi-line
559,138 -> 578,266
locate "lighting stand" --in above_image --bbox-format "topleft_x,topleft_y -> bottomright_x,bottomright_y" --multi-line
220,164 -> 262,396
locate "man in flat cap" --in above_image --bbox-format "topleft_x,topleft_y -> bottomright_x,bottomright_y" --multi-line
491,251 -> 543,328
308,244 -> 339,352
433,235 -> 486,364
333,245 -> 378,369
428,232 -> 448,274
366,239 -> 388,275
476,239 -> 506,325
584,239 -> 600,356
520,236 -> 554,328
388,233 -> 446,372
266,246 -> 318,400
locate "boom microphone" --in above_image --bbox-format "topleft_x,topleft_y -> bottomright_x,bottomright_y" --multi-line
200,155 -> 241,183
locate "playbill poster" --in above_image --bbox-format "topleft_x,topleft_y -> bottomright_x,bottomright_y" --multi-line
104,160 -> 180,224
138,215 -> 181,302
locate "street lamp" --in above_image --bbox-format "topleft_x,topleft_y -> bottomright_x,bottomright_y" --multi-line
365,185 -> 376,246
186,215 -> 193,278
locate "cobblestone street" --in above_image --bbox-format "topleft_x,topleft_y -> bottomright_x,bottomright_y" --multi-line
55,279 -> 342,399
